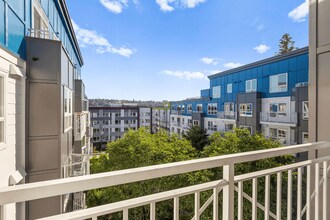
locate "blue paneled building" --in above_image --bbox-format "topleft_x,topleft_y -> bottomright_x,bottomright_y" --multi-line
170,47 -> 309,146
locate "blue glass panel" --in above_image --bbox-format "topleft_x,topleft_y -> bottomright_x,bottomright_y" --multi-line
41,0 -> 49,15
0,1 -> 4,45
7,0 -> 24,19
7,8 -> 25,56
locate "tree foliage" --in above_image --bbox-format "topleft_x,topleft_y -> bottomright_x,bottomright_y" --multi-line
278,33 -> 296,55
182,125 -> 209,151
88,128 -> 211,219
88,128 -> 296,219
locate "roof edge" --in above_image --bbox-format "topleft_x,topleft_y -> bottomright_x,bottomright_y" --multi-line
208,47 -> 308,79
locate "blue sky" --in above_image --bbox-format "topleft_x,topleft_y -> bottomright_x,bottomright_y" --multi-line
66,0 -> 309,101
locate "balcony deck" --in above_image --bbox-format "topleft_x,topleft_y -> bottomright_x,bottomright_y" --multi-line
0,142 -> 329,220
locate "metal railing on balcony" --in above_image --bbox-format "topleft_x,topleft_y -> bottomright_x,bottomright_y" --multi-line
0,142 -> 330,220
29,29 -> 59,41
217,111 -> 237,120
260,112 -> 297,125
63,153 -> 90,178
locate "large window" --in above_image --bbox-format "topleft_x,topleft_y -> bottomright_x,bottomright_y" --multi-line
303,101 -> 308,120
213,86 -> 221,98
196,104 -> 203,113
246,79 -> 257,93
64,87 -> 73,131
207,121 -> 217,131
227,83 -> 232,94
208,103 -> 217,115
269,103 -> 287,117
269,128 -> 287,144
0,75 -> 4,144
239,103 -> 252,117
270,73 -> 288,93
187,104 -> 192,114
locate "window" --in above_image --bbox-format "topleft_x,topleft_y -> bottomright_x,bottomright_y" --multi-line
187,104 -> 192,114
181,105 -> 185,113
239,103 -> 252,117
303,101 -> 308,120
269,128 -> 287,144
0,75 -> 4,144
103,120 -> 109,125
115,128 -> 120,132
207,121 -> 217,131
246,79 -> 257,93
188,119 -> 192,125
224,102 -> 234,112
115,120 -> 120,125
270,73 -> 288,93
213,86 -> 221,98
208,103 -> 217,115
227,83 -> 232,93
269,103 -> 287,117
196,104 -> 203,113
225,123 -> 234,131
193,120 -> 199,126
302,132 -> 309,144
64,87 -> 73,131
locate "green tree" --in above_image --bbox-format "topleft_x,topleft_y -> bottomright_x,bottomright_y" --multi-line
278,33 -> 297,55
182,125 -> 209,151
87,127 -> 212,219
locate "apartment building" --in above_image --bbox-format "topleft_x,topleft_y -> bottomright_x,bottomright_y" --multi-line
152,107 -> 170,133
0,0 -> 90,219
170,47 -> 309,146
90,105 -> 154,149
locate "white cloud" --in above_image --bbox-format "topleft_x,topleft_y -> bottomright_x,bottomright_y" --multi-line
288,0 -> 309,22
254,44 -> 270,54
224,62 -> 242,69
156,0 -> 206,12
100,0 -> 128,14
72,20 -> 135,57
162,70 -> 208,80
200,57 -> 219,65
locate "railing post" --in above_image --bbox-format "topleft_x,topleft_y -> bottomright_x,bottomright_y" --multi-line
222,164 -> 234,220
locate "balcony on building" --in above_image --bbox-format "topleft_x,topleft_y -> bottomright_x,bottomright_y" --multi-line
0,142 -> 329,219
260,112 -> 297,127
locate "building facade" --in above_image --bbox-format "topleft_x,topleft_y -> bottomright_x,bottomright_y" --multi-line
90,105 -> 153,149
0,0 -> 90,219
170,47 -> 309,146
152,107 -> 170,133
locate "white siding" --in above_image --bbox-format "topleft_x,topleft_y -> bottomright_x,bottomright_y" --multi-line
0,48 -> 26,220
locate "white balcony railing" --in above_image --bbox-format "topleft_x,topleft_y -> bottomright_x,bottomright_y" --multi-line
217,111 -> 237,120
0,142 -> 330,220
260,112 -> 297,125
29,29 -> 59,41
63,153 -> 90,178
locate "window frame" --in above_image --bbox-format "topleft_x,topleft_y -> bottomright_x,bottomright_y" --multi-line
0,74 -> 5,146
196,104 -> 203,113
227,83 -> 232,94
269,103 -> 287,117
63,86 -> 73,132
269,73 -> 288,93
239,103 -> 253,117
207,103 -> 218,115
212,86 -> 221,98
302,101 -> 308,120
245,79 -> 257,93
302,132 -> 309,144
187,104 -> 192,114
